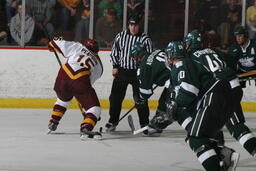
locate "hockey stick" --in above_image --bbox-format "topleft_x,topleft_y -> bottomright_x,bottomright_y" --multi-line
237,70 -> 256,78
128,115 -> 163,135
41,24 -> 62,66
127,114 -> 148,134
117,105 -> 136,124
115,85 -> 158,125
127,115 -> 135,132
42,25 -> 85,115
133,125 -> 149,135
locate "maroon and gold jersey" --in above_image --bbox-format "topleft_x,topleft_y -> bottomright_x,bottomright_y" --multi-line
49,37 -> 103,85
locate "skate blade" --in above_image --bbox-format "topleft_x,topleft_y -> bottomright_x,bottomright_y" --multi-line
228,152 -> 240,171
47,129 -> 52,134
80,134 -> 102,141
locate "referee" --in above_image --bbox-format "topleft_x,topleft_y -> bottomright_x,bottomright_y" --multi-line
105,15 -> 153,133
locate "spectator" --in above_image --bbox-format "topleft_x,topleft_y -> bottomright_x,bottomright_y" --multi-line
4,0 -> 19,43
95,8 -> 121,48
97,0 -> 122,19
58,0 -> 81,31
49,0 -> 57,8
228,26 -> 256,88
218,0 -> 241,47
9,2 -> 35,46
79,0 -> 90,11
192,19 -> 220,48
105,16 -> 153,134
25,0 -> 54,45
74,0 -> 90,42
127,0 -> 144,19
0,1 -> 7,42
246,0 -> 256,39
194,0 -> 221,32
5,0 -> 18,25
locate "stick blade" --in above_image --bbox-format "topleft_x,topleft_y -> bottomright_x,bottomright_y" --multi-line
127,115 -> 135,132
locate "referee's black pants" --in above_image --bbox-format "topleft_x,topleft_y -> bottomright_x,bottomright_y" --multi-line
108,68 -> 150,127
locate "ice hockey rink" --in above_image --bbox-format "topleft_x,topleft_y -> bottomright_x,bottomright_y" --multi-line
1,108 -> 256,171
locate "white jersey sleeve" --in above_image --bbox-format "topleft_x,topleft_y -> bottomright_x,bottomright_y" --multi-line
49,38 -> 103,84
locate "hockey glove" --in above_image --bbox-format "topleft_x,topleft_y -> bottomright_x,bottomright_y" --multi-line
149,111 -> 173,130
48,41 -> 55,52
166,100 -> 178,121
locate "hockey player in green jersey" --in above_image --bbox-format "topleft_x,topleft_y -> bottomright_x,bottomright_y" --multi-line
184,31 -> 256,160
228,26 -> 256,88
165,40 -> 238,171
130,42 -> 189,134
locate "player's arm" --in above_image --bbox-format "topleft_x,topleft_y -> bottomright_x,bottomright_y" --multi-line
48,37 -> 79,58
137,66 -> 154,100
227,45 -> 240,72
143,37 -> 153,53
174,69 -> 199,108
110,34 -> 121,68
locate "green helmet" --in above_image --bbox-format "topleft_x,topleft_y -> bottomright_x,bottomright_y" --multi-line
184,31 -> 202,50
130,42 -> 147,59
234,26 -> 248,37
165,41 -> 185,60
165,41 -> 184,71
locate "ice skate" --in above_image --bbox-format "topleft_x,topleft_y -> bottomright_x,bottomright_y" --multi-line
80,128 -> 102,140
105,123 -> 116,133
47,122 -> 58,134
220,146 -> 240,171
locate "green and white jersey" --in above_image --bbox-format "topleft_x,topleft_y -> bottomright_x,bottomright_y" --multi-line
137,49 -> 170,99
228,39 -> 256,73
170,58 -> 216,108
189,48 -> 236,81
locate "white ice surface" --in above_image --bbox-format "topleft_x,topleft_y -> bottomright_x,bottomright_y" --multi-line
0,109 -> 256,171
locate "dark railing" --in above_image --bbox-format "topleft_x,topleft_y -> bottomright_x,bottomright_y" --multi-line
0,0 -> 251,49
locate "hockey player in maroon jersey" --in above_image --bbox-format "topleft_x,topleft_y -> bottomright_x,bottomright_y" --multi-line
47,38 -> 103,139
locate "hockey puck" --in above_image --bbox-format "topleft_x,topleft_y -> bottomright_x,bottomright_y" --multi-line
99,127 -> 103,133
88,134 -> 94,138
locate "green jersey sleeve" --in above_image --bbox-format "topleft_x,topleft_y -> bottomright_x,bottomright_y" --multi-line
137,50 -> 169,99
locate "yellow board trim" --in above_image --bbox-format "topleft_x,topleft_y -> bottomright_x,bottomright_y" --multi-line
0,99 -> 255,112
52,111 -> 64,117
62,64 -> 90,80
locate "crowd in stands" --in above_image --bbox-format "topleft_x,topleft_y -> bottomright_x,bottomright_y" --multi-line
0,0 -> 255,49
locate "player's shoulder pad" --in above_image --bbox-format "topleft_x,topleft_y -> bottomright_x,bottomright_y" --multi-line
158,51 -> 167,58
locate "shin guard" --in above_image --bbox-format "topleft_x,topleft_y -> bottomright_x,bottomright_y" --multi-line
228,123 -> 256,155
50,98 -> 71,124
189,137 -> 221,171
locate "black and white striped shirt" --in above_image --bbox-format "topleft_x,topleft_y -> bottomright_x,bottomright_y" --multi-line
110,30 -> 153,69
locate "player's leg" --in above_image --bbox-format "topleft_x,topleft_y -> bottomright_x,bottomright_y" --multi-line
226,118 -> 256,156
75,86 -> 101,133
131,80 -> 150,129
48,94 -> 72,132
189,82 -> 236,170
188,136 -> 222,171
226,86 -> 256,156
48,67 -> 73,132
